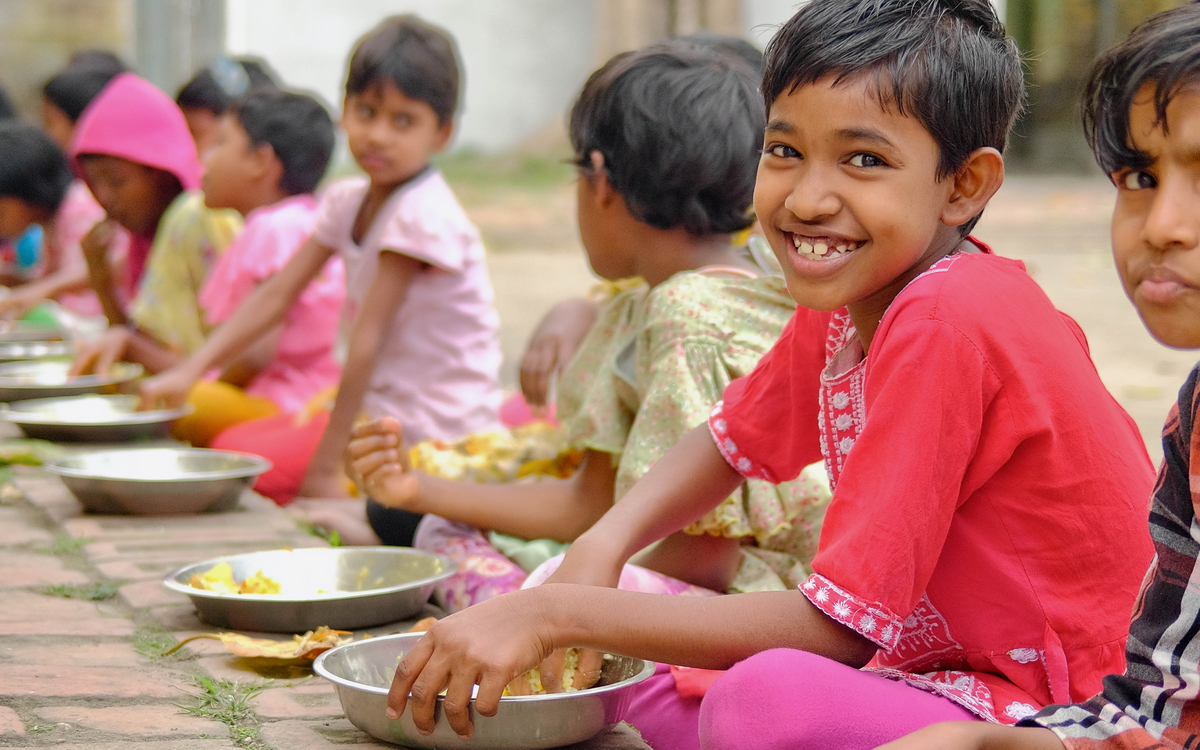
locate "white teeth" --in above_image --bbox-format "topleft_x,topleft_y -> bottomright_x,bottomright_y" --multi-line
814,242 -> 828,256
836,244 -> 848,253
799,241 -> 814,254
792,236 -> 861,259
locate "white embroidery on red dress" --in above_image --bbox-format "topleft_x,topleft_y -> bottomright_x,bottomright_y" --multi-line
708,401 -> 771,481
875,594 -> 965,672
1007,648 -> 1040,664
869,667 -> 999,723
800,574 -> 903,650
1003,702 -> 1038,720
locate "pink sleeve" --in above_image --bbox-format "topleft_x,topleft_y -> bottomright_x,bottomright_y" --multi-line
310,181 -> 356,249
801,317 -> 999,648
708,307 -> 829,483
372,187 -> 473,272
198,207 -> 314,324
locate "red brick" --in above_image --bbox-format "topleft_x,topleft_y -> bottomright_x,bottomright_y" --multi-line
54,742 -> 238,750
0,507 -> 51,545
36,704 -> 224,737
96,559 -> 171,581
121,578 -> 187,609
0,591 -> 135,636
0,639 -> 142,666
0,664 -> 183,699
0,550 -> 91,587
196,653 -> 316,684
0,705 -> 24,738
250,684 -> 344,720
257,718 -> 376,748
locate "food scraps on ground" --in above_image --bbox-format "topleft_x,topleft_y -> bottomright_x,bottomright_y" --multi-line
164,625 -> 350,661
188,562 -> 282,595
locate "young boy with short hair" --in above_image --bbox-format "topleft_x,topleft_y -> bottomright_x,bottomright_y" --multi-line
373,0 -> 1157,747
879,4 -> 1200,749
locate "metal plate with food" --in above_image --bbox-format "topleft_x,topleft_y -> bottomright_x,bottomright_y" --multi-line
314,633 -> 655,749
163,547 -> 456,632
0,360 -> 143,402
44,446 -> 270,515
0,341 -> 72,363
1,394 -> 193,442
0,321 -> 64,343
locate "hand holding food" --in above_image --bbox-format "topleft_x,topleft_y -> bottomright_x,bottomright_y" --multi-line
346,417 -> 419,508
386,586 -> 559,740
69,326 -> 133,377
79,219 -> 116,266
138,366 -> 196,411
504,647 -> 603,695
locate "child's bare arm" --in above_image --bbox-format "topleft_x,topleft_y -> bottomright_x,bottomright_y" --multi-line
390,582 -> 877,738
0,264 -> 90,319
348,418 -> 617,541
874,723 -> 1064,750
71,327 -> 182,376
79,219 -> 127,326
298,250 -> 419,498
138,237 -> 333,409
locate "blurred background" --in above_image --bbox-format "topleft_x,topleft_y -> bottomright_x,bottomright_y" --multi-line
0,0 -> 1192,461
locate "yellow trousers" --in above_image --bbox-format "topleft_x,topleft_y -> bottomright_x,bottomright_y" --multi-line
172,380 -> 280,447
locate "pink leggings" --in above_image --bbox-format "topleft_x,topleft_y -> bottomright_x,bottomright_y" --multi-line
694,649 -> 979,750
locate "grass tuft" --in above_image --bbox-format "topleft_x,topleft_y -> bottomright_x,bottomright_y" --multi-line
34,580 -> 124,601
34,533 -> 90,556
177,674 -> 270,749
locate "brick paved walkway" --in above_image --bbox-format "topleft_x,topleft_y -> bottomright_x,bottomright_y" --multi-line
0,462 -> 649,749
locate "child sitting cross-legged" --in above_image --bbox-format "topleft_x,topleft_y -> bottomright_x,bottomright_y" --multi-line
346,38 -> 831,613
878,5 -> 1200,749
374,1 -> 1160,748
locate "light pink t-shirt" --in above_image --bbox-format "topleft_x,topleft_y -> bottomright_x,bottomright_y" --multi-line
311,172 -> 502,442
199,194 -> 345,413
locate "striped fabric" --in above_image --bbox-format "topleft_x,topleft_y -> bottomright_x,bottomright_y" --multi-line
1022,364 -> 1200,749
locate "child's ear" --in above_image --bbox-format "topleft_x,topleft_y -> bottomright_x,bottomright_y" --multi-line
588,151 -> 617,206
253,143 -> 283,185
432,119 -> 455,153
942,147 -> 1004,228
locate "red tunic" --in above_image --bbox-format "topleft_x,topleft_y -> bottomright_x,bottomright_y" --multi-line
709,248 -> 1156,723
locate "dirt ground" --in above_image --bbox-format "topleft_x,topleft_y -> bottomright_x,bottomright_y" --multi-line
455,162 -> 1189,465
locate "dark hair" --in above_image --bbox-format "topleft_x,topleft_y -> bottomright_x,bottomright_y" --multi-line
763,0 -> 1025,182
345,15 -> 460,125
228,89 -> 335,196
0,85 -> 16,121
1082,3 -> 1200,176
0,122 -> 74,211
570,40 -> 764,236
681,31 -> 764,77
66,50 -> 128,77
176,57 -> 278,114
42,66 -> 126,123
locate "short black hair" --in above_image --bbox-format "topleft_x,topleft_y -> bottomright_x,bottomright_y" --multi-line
570,39 -> 764,236
1082,2 -> 1200,176
66,50 -> 128,77
681,31 -> 764,77
0,122 -> 73,211
176,57 -> 278,115
763,0 -> 1025,183
228,89 -> 335,196
0,85 -> 16,121
42,66 -> 125,123
344,15 -> 460,125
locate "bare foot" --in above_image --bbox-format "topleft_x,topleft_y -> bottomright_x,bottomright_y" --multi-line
289,498 -> 382,546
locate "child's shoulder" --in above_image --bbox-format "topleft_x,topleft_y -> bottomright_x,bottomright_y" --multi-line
159,191 -> 242,240
890,250 -> 1052,327
643,271 -> 795,339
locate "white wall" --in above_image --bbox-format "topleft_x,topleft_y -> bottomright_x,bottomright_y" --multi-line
226,0 -> 598,152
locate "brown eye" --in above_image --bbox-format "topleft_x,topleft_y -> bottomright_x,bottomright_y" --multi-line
1120,170 -> 1156,190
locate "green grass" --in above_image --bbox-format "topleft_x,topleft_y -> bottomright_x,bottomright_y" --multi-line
176,674 -> 270,749
132,629 -> 180,660
296,519 -> 341,547
435,150 -> 575,192
34,533 -> 90,556
34,580 -> 124,601
26,722 -> 54,735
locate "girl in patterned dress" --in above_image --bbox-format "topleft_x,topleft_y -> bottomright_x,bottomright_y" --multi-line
347,40 -> 831,614
376,1 -> 1159,749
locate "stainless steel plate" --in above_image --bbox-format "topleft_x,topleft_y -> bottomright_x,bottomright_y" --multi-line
315,633 -> 655,749
44,446 -> 270,515
1,394 -> 193,442
163,547 -> 457,632
0,341 -> 72,363
0,360 -> 143,402
0,321 -> 64,343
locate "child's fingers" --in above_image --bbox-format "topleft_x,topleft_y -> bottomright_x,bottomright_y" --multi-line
351,416 -> 403,440
346,433 -> 399,460
350,450 -> 399,481
69,347 -> 99,377
519,343 -> 555,407
388,635 -> 434,721
440,667 -> 481,739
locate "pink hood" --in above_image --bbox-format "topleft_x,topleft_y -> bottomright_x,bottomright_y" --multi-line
71,73 -> 201,191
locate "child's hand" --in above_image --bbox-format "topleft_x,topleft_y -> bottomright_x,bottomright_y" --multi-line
519,298 -> 599,412
138,366 -> 196,411
0,288 -> 39,320
387,587 -> 558,739
346,417 -> 418,507
874,723 -> 1064,750
79,219 -> 115,266
70,327 -> 132,377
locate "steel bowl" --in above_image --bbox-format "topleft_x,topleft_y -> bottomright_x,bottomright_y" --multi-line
315,633 -> 656,749
0,321 -> 64,343
163,547 -> 456,632
0,360 -> 143,402
1,394 -> 193,442
44,446 -> 270,515
0,341 -> 72,363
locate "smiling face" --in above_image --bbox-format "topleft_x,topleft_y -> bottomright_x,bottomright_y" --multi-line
754,75 -> 968,316
79,155 -> 181,236
1111,82 -> 1200,349
340,82 -> 452,189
